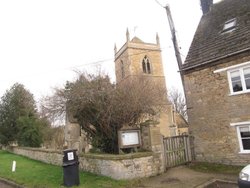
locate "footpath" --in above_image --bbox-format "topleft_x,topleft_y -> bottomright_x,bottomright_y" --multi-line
138,165 -> 239,188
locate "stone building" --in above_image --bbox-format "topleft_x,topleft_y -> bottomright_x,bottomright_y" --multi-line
114,30 -> 183,137
64,31 -> 189,152
173,112 -> 188,135
182,0 -> 250,165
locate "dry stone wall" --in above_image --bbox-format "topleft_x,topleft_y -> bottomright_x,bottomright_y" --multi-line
9,147 -> 63,166
6,147 -> 162,180
79,153 -> 161,180
6,125 -> 165,180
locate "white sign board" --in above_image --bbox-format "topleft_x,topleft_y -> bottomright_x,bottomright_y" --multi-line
121,131 -> 140,146
67,152 -> 74,161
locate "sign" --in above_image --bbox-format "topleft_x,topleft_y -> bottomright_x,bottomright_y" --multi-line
67,152 -> 74,161
118,129 -> 141,148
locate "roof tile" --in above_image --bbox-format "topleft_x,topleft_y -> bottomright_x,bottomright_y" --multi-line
183,0 -> 250,70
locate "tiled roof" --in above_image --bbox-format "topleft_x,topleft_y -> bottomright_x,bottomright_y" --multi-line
182,0 -> 250,70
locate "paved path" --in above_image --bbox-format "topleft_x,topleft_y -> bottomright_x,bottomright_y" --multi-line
139,166 -> 238,188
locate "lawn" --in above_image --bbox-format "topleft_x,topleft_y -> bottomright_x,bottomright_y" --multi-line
0,150 -> 139,188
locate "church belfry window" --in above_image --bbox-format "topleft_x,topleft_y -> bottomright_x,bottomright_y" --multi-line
142,56 -> 151,74
142,60 -> 146,73
147,61 -> 151,74
121,60 -> 125,78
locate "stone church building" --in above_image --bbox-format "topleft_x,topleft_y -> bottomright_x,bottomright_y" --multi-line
64,31 -> 188,152
114,29 -> 182,137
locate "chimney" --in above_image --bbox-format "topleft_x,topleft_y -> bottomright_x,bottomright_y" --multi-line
200,0 -> 213,14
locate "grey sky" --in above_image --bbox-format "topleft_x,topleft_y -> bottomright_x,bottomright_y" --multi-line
0,0 -> 212,102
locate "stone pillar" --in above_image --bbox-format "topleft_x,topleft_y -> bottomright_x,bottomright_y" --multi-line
141,124 -> 165,173
64,122 -> 89,153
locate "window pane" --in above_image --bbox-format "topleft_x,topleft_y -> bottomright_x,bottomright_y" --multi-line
242,139 -> 250,150
244,68 -> 250,89
232,81 -> 242,92
240,126 -> 249,132
240,126 -> 250,137
231,77 -> 241,82
230,70 -> 240,79
223,19 -> 236,31
243,67 -> 250,75
230,71 -> 242,92
245,79 -> 250,89
241,132 -> 250,138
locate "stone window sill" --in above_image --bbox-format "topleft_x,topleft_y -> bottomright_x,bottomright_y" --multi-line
239,151 -> 250,154
229,90 -> 250,96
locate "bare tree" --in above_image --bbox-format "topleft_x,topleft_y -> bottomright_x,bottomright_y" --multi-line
39,85 -> 68,123
168,87 -> 187,121
41,72 -> 166,153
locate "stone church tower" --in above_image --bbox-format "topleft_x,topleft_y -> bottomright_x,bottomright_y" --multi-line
64,30 -> 180,153
114,29 -> 177,137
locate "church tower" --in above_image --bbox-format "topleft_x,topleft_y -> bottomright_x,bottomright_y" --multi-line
114,29 -> 165,85
114,30 -> 177,137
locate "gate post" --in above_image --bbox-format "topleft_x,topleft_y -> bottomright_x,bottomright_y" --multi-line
141,124 -> 165,173
184,136 -> 192,162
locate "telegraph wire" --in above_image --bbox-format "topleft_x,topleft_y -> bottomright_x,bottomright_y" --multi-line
8,45 -> 172,81
35,47 -> 168,76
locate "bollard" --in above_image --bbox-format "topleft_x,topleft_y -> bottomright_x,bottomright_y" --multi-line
12,161 -> 16,172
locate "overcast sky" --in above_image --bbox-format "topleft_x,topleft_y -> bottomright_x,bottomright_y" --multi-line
0,0 -> 211,102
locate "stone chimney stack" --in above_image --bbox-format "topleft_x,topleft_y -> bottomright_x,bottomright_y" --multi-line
200,0 -> 213,14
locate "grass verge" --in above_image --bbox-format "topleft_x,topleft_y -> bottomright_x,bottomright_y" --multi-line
188,161 -> 243,175
0,150 -> 141,188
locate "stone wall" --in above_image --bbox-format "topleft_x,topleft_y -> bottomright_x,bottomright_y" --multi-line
6,125 -> 165,180
141,124 -> 165,173
183,52 -> 250,165
79,152 -> 160,180
6,147 -> 163,180
8,147 -> 63,166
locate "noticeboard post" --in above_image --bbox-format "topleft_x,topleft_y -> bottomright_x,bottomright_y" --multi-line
118,129 -> 141,153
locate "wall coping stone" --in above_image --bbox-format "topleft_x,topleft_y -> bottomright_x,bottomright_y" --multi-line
81,152 -> 153,160
8,146 -> 62,154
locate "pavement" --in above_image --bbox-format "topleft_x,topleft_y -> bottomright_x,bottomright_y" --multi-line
138,165 -> 239,188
